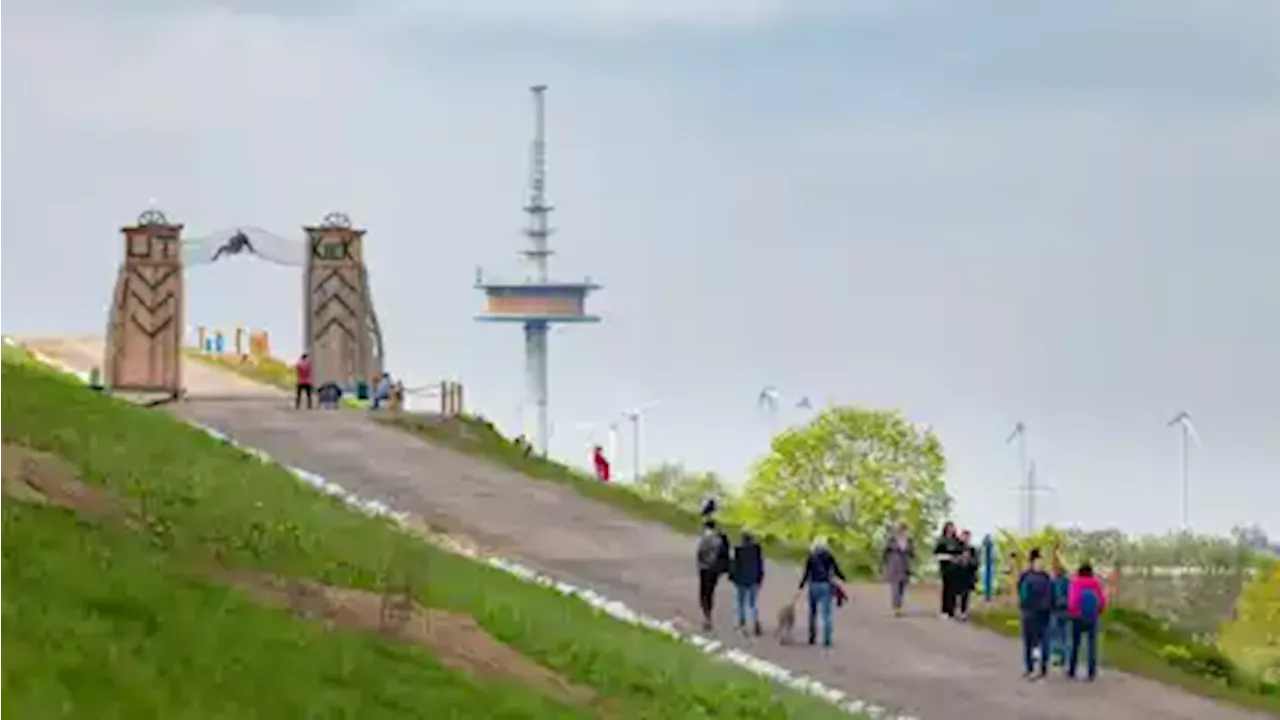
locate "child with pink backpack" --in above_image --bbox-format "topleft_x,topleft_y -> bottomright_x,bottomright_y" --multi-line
1065,563 -> 1108,681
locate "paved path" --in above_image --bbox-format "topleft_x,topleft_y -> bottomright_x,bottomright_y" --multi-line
25,338 -> 1272,720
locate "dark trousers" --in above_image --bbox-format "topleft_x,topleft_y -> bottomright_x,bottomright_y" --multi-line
698,569 -> 721,620
1069,618 -> 1099,679
295,383 -> 313,409
957,587 -> 971,616
940,571 -> 957,616
1021,611 -> 1051,674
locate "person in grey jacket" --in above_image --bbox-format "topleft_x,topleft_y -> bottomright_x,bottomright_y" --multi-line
882,520 -> 916,617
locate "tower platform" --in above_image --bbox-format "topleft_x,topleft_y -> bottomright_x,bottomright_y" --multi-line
475,281 -> 601,324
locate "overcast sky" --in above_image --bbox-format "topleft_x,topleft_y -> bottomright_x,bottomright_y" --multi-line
4,0 -> 1278,537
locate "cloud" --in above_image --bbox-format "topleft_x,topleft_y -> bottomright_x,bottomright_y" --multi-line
4,7 -> 383,133
34,0 -> 850,30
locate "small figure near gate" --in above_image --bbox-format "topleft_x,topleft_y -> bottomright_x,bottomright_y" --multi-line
294,353 -> 314,410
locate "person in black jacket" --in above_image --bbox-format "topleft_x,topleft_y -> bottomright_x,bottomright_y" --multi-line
694,519 -> 732,631
933,521 -> 964,618
798,536 -> 846,647
731,531 -> 765,635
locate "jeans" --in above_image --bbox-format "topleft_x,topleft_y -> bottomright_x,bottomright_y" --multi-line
889,579 -> 908,610
1069,618 -> 1099,679
807,581 -> 834,647
1049,612 -> 1069,663
735,583 -> 760,627
295,383 -> 313,409
1021,611 -> 1051,675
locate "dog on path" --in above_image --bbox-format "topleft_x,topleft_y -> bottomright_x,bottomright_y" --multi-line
775,601 -> 797,644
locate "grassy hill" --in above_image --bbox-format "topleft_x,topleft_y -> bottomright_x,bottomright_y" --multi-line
1,348 -> 857,719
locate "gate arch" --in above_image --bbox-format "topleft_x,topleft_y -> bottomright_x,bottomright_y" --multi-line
104,208 -> 385,398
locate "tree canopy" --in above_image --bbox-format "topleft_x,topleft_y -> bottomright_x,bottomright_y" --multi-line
731,406 -> 950,568
633,462 -> 731,515
1219,564 -> 1280,685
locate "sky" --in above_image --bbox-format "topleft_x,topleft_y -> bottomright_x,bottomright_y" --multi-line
3,0 -> 1278,538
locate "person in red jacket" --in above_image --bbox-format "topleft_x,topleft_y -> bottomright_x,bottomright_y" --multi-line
1065,563 -> 1108,681
592,445 -> 611,483
294,353 -> 314,410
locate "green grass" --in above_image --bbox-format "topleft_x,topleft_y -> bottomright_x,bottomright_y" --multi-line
379,414 -> 876,575
3,504 -> 591,720
969,605 -> 1280,714
2,353 -> 859,719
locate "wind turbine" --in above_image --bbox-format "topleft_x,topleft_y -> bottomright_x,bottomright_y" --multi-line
1006,421 -> 1030,533
759,385 -> 815,435
1167,410 -> 1201,531
758,385 -> 781,414
1020,459 -> 1057,533
622,400 -> 660,483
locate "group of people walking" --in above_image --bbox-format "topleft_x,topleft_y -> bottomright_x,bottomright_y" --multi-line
1016,549 -> 1108,681
693,515 -> 1108,681
932,521 -> 980,620
695,517 -> 848,647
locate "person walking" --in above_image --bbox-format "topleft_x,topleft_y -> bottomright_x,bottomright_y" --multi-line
730,531 -> 765,636
955,529 -> 979,620
1049,555 -> 1072,666
882,520 -> 916,617
294,353 -> 314,410
1066,563 -> 1108,681
933,522 -> 964,618
798,536 -> 846,647
695,519 -> 731,632
1017,548 -> 1055,680
592,445 -> 611,483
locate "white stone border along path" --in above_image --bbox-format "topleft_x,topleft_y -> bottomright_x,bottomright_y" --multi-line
5,339 -> 915,720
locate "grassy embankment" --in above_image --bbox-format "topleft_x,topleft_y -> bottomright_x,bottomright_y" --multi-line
968,603 -> 1279,714
1,346 -> 858,719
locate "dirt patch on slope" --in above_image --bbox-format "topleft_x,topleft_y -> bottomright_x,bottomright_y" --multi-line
1,444 -> 135,524
221,570 -> 601,710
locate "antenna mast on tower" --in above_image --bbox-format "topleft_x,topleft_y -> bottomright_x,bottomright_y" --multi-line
523,84 -> 553,282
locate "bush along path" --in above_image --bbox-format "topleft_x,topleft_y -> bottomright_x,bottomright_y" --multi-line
1,348 -> 876,720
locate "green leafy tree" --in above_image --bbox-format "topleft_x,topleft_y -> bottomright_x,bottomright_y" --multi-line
634,462 -> 731,515
1219,564 -> 1280,685
733,406 -> 950,568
